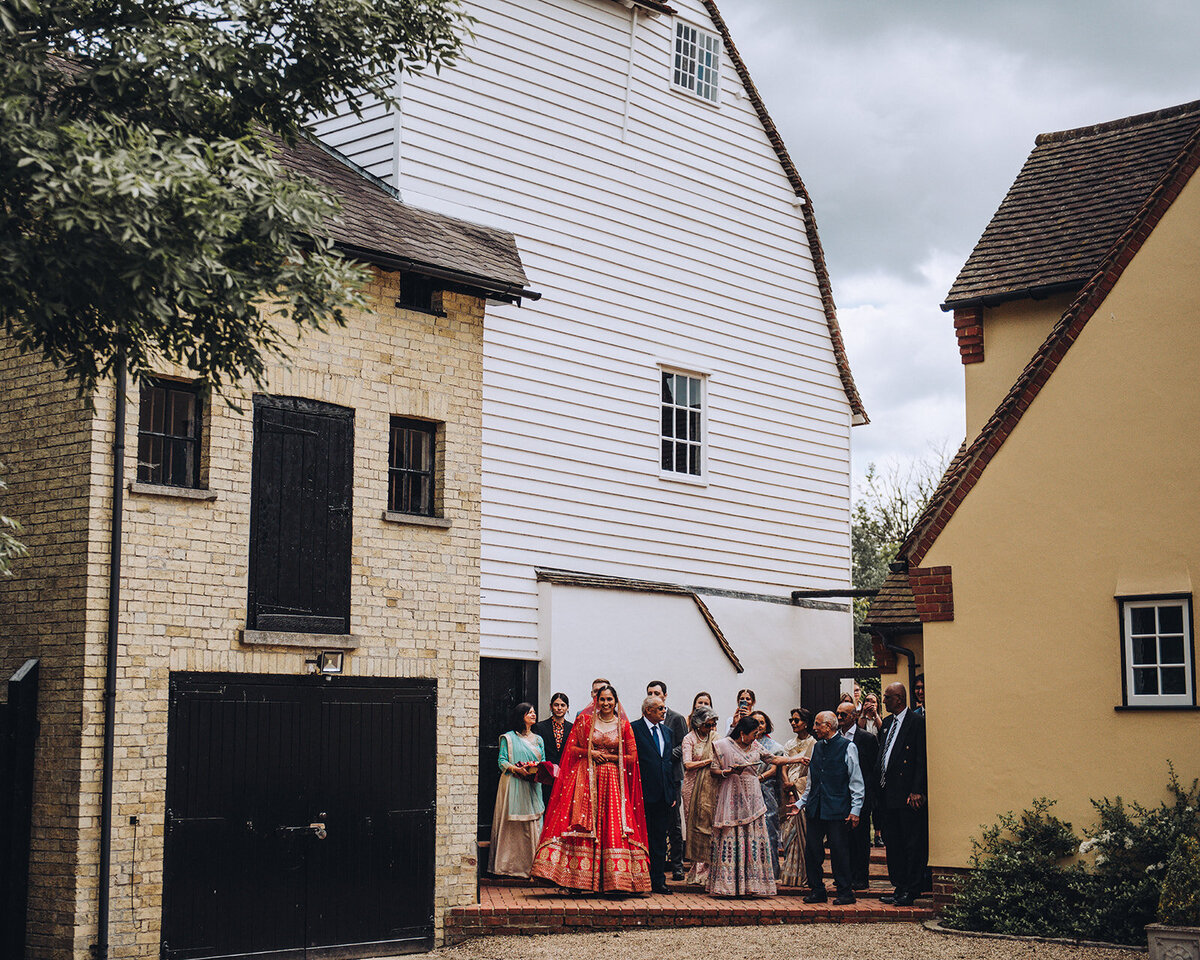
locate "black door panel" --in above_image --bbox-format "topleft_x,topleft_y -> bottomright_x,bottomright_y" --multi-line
162,674 -> 437,960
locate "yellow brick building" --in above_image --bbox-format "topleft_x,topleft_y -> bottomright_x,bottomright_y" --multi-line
0,134 -> 532,958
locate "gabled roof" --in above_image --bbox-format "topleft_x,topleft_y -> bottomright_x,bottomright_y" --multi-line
943,100 -> 1200,310
700,0 -> 867,425
274,133 -> 535,303
869,104 -> 1200,630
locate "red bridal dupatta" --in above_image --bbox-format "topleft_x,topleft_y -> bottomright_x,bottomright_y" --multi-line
531,706 -> 651,893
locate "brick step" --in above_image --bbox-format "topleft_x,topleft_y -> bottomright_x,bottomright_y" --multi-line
447,886 -> 934,944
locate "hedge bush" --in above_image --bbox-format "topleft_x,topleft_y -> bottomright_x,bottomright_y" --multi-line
941,767 -> 1200,945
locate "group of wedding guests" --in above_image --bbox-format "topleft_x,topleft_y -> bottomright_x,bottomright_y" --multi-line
487,675 -> 927,905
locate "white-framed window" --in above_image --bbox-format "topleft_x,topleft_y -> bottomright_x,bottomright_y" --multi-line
1120,595 -> 1195,707
672,20 -> 721,104
660,369 -> 704,478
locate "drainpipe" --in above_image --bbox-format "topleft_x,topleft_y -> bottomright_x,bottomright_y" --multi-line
872,626 -> 917,694
96,354 -> 126,960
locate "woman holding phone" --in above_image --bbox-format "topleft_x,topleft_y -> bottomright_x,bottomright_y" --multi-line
728,688 -> 756,734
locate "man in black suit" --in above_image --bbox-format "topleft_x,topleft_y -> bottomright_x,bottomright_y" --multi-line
632,695 -> 677,894
876,682 -> 928,907
836,699 -> 878,890
646,680 -> 688,880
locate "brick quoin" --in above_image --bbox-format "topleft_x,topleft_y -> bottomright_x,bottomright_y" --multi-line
910,566 -> 954,622
953,307 -> 984,364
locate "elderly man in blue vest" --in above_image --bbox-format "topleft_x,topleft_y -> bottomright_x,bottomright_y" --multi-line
793,709 -> 864,905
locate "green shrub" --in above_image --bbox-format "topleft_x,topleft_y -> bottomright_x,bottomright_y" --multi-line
941,798 -> 1088,938
1158,835 -> 1200,927
943,768 -> 1200,946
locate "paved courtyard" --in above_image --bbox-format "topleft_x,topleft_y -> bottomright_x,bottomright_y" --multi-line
435,923 -> 1142,959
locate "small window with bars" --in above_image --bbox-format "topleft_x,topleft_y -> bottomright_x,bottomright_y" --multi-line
1121,596 -> 1195,707
661,371 -> 703,478
137,379 -> 202,488
388,417 -> 438,516
673,20 -> 721,104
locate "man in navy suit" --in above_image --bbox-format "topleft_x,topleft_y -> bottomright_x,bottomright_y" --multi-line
632,695 -> 677,894
876,682 -> 928,906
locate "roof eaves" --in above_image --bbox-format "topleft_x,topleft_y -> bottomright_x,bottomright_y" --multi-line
698,0 -> 868,426
940,278 -> 1087,313
332,241 -> 541,305
900,124 -> 1200,567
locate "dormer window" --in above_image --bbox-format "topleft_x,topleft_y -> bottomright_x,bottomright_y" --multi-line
673,21 -> 721,105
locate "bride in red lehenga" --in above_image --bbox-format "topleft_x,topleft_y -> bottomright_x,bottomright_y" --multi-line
531,684 -> 651,893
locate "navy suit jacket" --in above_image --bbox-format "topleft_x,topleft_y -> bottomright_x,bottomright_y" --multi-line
632,717 -> 676,807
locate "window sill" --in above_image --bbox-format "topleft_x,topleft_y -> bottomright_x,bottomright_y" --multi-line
658,471 -> 708,488
381,511 -> 452,529
128,481 -> 218,501
668,82 -> 721,110
1114,704 -> 1200,711
239,630 -> 359,650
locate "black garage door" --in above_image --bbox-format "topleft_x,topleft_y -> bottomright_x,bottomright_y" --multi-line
162,673 -> 436,960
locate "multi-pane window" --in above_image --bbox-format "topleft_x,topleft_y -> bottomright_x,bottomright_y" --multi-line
137,379 -> 202,488
1121,597 -> 1194,707
673,20 -> 721,104
661,371 -> 703,477
389,417 -> 437,515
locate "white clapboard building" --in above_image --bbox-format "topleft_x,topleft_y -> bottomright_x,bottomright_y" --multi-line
313,0 -> 865,743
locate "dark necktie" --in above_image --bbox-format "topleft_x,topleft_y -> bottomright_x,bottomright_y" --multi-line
880,718 -> 900,787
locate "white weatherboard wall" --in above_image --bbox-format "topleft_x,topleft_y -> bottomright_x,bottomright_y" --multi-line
313,0 -> 854,665
540,583 -> 851,727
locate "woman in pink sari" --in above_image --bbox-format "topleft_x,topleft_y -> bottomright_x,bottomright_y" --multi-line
531,684 -> 651,894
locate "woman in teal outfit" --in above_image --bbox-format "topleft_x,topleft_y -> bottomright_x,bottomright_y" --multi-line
488,702 -> 546,877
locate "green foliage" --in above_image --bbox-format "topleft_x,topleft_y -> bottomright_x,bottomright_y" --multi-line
941,798 -> 1088,938
1158,835 -> 1200,926
0,463 -> 27,575
943,769 -> 1200,945
850,449 -> 949,665
0,0 -> 472,392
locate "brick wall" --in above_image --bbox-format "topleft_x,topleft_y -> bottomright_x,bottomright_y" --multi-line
2,266 -> 485,957
954,307 -> 984,364
910,566 -> 954,623
0,349 -> 95,959
931,865 -> 971,908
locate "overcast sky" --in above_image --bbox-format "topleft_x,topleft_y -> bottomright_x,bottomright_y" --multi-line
720,0 -> 1200,492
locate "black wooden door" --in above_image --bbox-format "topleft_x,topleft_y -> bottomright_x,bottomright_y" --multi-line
799,667 -> 880,716
477,658 -> 537,841
249,396 -> 354,635
162,674 -> 436,960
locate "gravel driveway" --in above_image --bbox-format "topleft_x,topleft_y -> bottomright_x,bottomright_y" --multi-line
435,923 -> 1141,959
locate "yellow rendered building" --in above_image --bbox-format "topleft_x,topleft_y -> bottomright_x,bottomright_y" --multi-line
867,100 -> 1200,890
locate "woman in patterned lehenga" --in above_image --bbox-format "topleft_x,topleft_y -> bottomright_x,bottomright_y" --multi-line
779,707 -> 816,887
707,715 -> 786,898
531,684 -> 651,894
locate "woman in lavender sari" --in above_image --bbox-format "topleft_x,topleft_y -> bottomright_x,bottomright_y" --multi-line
706,715 -> 786,898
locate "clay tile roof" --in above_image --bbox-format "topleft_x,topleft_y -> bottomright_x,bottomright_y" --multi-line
864,570 -> 921,631
699,0 -> 867,425
273,133 -> 533,300
943,99 -> 1200,310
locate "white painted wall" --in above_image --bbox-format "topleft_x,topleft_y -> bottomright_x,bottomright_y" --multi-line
539,583 -> 851,728
313,0 -> 856,662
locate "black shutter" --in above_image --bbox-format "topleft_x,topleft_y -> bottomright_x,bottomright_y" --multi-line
249,396 -> 354,634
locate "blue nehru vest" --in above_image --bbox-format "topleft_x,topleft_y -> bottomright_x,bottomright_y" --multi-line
808,734 -> 851,820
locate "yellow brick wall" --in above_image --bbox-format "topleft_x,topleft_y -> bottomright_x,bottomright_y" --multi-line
0,349 -> 95,959
3,267 -> 484,957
